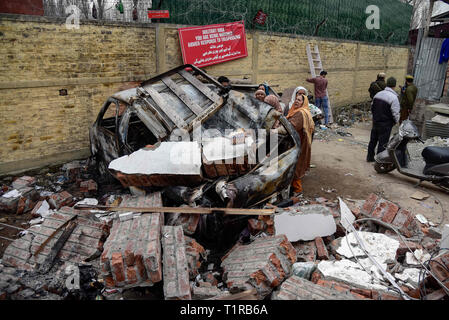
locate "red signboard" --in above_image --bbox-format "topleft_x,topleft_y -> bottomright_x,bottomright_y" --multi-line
0,0 -> 44,16
178,21 -> 248,68
147,10 -> 169,19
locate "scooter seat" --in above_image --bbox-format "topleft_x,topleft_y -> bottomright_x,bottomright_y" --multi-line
422,146 -> 449,165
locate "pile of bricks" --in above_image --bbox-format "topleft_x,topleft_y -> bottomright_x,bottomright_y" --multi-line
100,192 -> 164,289
0,185 -> 39,215
361,193 -> 420,238
221,234 -> 296,299
79,180 -> 98,196
161,226 -> 191,300
247,215 -> 274,236
184,235 -> 206,280
2,207 -> 109,271
165,209 -> 200,236
48,191 -> 74,210
272,275 -> 358,300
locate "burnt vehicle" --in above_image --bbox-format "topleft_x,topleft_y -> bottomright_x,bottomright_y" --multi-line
89,64 -> 301,209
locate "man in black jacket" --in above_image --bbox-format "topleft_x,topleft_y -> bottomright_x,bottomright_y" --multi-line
367,77 -> 400,162
368,73 -> 386,99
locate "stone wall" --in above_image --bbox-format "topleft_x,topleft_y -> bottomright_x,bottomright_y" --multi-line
0,14 -> 410,174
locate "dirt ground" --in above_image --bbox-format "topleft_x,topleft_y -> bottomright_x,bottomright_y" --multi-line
303,121 -> 449,226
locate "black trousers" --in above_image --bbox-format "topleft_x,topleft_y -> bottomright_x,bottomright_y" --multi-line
367,125 -> 393,161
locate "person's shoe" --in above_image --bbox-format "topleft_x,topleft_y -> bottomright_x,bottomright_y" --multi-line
366,158 -> 375,163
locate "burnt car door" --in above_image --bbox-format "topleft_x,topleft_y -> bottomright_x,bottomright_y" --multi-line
89,97 -> 122,177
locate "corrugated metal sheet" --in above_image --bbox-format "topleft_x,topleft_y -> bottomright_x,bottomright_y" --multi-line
414,37 -> 448,101
424,120 -> 449,139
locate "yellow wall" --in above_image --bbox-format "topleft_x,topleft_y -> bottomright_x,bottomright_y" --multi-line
0,16 -> 410,174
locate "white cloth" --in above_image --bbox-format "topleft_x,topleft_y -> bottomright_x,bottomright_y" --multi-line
288,86 -> 309,109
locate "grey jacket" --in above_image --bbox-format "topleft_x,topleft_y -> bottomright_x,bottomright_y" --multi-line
372,87 -> 400,125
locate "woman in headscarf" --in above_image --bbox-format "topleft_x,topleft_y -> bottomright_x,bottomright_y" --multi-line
264,95 -> 283,128
278,93 -> 315,195
255,89 -> 267,102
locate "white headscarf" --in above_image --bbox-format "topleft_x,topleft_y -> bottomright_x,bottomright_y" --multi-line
289,86 -> 309,109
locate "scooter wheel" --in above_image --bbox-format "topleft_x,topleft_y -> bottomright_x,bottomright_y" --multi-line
374,162 -> 395,174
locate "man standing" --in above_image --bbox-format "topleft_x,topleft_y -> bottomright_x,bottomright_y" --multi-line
369,73 -> 386,99
306,70 -> 329,124
399,75 -> 418,123
367,77 -> 400,162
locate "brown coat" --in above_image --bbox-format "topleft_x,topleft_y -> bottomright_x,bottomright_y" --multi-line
288,110 -> 313,180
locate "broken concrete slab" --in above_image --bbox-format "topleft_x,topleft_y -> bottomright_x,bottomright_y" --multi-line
316,259 -> 390,292
272,275 -> 358,300
100,192 -> 164,289
335,231 -> 400,264
201,135 -> 256,178
338,197 -> 355,231
161,226 -> 191,300
394,268 -> 421,288
221,234 -> 296,299
274,205 -> 336,241
109,142 -> 203,188
2,207 -> 109,272
405,249 -> 431,266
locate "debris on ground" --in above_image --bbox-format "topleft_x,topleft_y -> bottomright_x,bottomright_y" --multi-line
0,165 -> 448,300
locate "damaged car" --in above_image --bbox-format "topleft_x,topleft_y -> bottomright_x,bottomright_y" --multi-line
89,64 -> 301,209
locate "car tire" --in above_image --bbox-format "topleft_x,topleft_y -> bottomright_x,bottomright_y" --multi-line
374,162 -> 395,174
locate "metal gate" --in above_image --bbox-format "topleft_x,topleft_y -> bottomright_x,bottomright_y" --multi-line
414,37 -> 448,101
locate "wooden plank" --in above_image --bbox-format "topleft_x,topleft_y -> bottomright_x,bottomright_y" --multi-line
145,86 -> 188,129
161,76 -> 203,116
74,204 -> 275,216
179,69 -> 220,102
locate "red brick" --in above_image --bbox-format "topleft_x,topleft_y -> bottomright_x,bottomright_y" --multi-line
126,266 -> 138,285
162,226 -> 191,300
361,193 -> 379,215
111,252 -> 125,284
221,235 -> 295,299
315,237 -> 329,260
12,176 -> 36,189
430,252 -> 449,282
350,288 -> 372,299
48,191 -> 74,209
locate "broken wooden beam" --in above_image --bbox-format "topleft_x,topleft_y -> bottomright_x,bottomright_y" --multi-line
38,220 -> 77,274
74,204 -> 275,216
